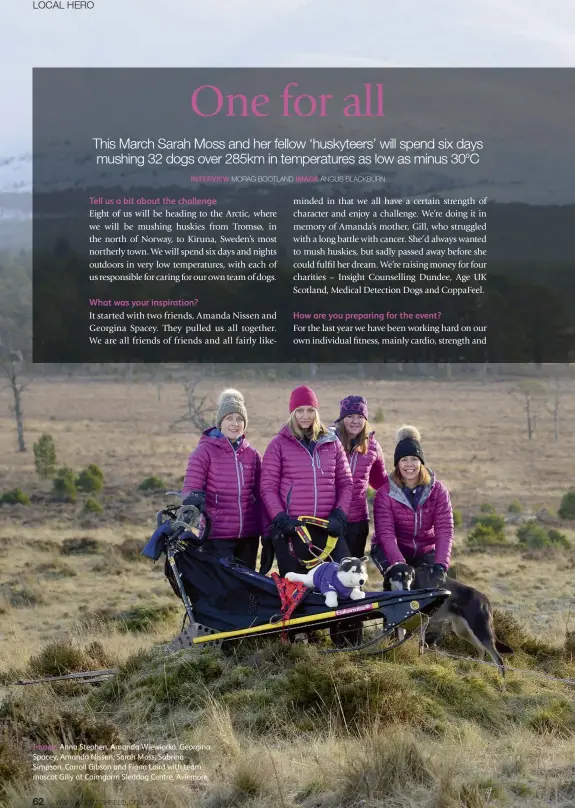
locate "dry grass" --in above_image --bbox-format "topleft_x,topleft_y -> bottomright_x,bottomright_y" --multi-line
1,377 -> 575,806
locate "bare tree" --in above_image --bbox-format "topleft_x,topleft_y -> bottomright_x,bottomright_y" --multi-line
152,364 -> 164,403
510,379 -> 546,440
544,376 -> 562,441
1,350 -> 31,452
544,369 -> 575,441
171,376 -> 215,433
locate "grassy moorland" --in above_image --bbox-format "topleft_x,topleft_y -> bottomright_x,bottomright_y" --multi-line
0,377 -> 574,807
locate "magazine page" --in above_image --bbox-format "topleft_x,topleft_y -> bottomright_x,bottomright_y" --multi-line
1,3 -> 575,807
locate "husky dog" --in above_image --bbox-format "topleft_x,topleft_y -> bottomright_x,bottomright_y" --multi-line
381,563 -> 416,643
383,562 -> 416,592
414,565 -> 514,675
285,556 -> 369,608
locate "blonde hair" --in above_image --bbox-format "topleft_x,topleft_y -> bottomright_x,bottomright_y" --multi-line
288,409 -> 327,441
337,420 -> 370,455
392,464 -> 431,488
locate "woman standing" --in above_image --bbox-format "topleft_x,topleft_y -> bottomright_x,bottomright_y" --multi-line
182,388 -> 261,569
260,385 -> 353,576
372,425 -> 453,587
332,395 -> 387,558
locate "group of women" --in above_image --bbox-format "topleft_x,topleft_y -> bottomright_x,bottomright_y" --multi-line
182,385 -> 454,589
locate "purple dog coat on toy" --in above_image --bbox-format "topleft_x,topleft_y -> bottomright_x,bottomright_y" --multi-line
312,562 -> 354,599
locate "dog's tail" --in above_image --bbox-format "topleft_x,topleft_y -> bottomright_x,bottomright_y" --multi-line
495,640 -> 514,655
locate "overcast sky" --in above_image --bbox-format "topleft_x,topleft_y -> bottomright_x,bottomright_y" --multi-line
2,0 -> 575,155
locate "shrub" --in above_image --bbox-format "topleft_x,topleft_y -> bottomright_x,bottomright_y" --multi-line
52,467 -> 77,503
467,523 -> 505,548
516,522 -> 570,550
453,509 -> 463,527
138,475 -> 166,492
33,433 -> 57,479
548,528 -> 571,549
373,406 -> 384,423
76,465 -> 104,493
471,512 -> 506,539
480,502 -> 496,514
517,520 -> 550,549
83,497 -> 103,515
558,489 -> 575,520
86,463 -> 104,481
536,507 -> 555,524
1,488 -> 30,506
508,499 -> 522,514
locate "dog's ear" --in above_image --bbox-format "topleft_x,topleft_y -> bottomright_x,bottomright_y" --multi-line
360,556 -> 369,563
340,557 -> 353,564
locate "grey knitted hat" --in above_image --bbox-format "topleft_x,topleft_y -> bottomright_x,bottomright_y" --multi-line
216,388 -> 248,430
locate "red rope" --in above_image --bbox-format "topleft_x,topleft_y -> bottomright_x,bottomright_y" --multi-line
271,572 -> 308,643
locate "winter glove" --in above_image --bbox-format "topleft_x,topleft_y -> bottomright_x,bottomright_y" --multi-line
327,508 -> 347,538
271,512 -> 303,537
427,563 -> 448,588
258,536 -> 275,576
182,490 -> 206,511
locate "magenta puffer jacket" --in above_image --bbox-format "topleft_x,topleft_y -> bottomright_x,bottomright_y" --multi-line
334,428 -> 387,522
182,428 -> 261,540
260,425 -> 353,528
372,471 -> 453,568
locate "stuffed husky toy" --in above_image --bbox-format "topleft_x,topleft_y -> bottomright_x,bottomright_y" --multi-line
285,557 -> 369,608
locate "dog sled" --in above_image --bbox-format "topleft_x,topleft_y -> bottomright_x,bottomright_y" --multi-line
141,495 -> 451,654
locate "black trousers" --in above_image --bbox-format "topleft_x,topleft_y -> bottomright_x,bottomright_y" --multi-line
343,520 -> 370,558
273,527 -> 351,577
203,537 -> 260,570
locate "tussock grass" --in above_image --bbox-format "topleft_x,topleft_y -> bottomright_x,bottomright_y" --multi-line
35,556 -> 77,578
84,639 -> 575,746
61,536 -> 105,555
27,638 -> 116,678
1,575 -> 45,608
79,602 -> 180,634
117,537 -> 146,561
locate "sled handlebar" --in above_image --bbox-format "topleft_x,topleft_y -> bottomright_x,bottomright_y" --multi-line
291,516 -> 340,570
295,516 -> 339,541
156,493 -> 211,545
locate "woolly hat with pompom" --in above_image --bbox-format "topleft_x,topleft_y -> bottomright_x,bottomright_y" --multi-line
394,425 -> 424,467
216,388 -> 248,430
